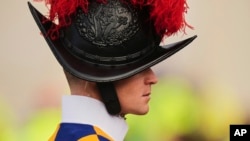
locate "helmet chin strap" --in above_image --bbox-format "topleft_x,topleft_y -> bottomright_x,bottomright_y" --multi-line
97,82 -> 121,115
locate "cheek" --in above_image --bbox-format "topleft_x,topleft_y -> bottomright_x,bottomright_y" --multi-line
116,83 -> 136,105
116,84 -> 146,113
115,77 -> 147,114
116,81 -> 143,100
117,84 -> 136,102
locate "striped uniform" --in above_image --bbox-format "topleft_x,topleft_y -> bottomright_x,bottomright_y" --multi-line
49,123 -> 114,141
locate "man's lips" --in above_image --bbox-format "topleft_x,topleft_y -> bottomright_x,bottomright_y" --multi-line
142,93 -> 151,97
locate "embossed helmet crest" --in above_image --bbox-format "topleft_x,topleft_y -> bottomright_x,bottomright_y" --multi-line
76,0 -> 139,47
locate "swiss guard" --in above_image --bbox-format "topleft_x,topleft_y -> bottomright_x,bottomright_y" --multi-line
28,0 -> 197,140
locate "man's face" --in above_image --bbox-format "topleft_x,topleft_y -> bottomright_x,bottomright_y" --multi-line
115,68 -> 158,115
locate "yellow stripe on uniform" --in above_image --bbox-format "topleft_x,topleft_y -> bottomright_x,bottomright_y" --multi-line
48,125 -> 60,141
93,126 -> 114,141
78,134 -> 99,141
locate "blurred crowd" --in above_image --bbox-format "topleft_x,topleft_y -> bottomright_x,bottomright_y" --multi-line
125,75 -> 249,141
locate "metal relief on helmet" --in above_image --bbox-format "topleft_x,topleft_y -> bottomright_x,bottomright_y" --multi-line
76,0 -> 139,47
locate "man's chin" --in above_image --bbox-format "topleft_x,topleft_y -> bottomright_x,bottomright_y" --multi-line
135,107 -> 150,115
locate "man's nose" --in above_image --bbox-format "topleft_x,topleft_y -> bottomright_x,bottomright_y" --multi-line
145,68 -> 158,85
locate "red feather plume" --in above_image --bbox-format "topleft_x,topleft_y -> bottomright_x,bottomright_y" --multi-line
34,0 -> 192,39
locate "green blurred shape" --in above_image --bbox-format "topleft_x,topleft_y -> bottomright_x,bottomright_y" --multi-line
125,77 -> 201,141
198,82 -> 246,141
20,108 -> 60,141
0,97 -> 18,141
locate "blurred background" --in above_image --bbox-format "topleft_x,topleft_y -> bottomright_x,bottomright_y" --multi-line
1,0 -> 250,141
